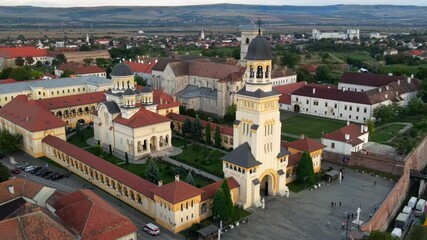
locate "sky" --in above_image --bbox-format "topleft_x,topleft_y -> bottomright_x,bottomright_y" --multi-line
0,0 -> 426,7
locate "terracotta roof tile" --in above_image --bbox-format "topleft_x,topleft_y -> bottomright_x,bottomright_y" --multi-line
0,179 -> 44,205
274,82 -> 306,104
0,95 -> 67,132
271,67 -> 296,78
0,47 -> 48,58
36,92 -> 106,110
123,60 -> 156,73
113,107 -> 170,128
41,135 -> 157,199
286,137 -> 326,153
151,181 -> 204,204
200,177 -> 239,201
53,190 -> 137,240
57,63 -> 105,75
340,72 -> 406,87
322,123 -> 367,143
288,152 -> 303,166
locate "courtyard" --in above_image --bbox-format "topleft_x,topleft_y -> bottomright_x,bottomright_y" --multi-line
281,114 -> 347,139
222,162 -> 394,240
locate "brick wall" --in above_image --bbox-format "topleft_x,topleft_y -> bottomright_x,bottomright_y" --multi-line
357,136 -> 427,232
322,151 -> 404,176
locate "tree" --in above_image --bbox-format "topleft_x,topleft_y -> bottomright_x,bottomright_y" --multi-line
224,103 -> 237,123
205,122 -> 211,145
365,119 -> 375,140
79,45 -> 91,51
95,58 -> 110,68
373,104 -> 403,124
0,163 -> 11,183
25,56 -> 34,65
296,68 -> 315,83
214,126 -> 221,147
296,152 -> 315,186
416,67 -> 427,80
281,52 -> 300,68
315,65 -> 331,82
9,67 -> 31,80
232,48 -> 240,59
35,60 -> 43,68
61,69 -> 75,78
221,179 -> 234,217
185,171 -> 195,186
363,230 -> 398,240
83,58 -> 94,66
0,129 -> 23,154
144,157 -> 160,183
408,98 -> 425,115
212,188 -> 229,221
191,116 -> 202,141
15,57 -> 25,67
92,144 -> 103,156
134,75 -> 147,86
56,54 -> 67,65
0,67 -> 13,79
182,118 -> 192,137
125,152 -> 129,165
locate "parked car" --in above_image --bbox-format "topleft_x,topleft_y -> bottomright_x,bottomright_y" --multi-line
57,174 -> 65,180
36,169 -> 48,176
10,168 -> 21,174
44,172 -> 55,179
41,171 -> 52,177
29,166 -> 42,174
50,172 -> 60,181
24,166 -> 37,172
143,223 -> 160,236
18,162 -> 29,170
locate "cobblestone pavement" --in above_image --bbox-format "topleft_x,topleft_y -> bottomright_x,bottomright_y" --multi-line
2,152 -> 184,240
222,162 -> 395,240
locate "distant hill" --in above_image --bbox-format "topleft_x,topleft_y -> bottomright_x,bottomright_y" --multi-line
0,4 -> 426,28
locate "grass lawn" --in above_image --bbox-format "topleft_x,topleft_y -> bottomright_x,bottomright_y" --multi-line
67,128 -> 94,148
282,114 -> 346,139
381,64 -> 427,75
173,144 -> 224,177
371,123 -> 407,143
281,135 -> 298,142
172,137 -> 186,148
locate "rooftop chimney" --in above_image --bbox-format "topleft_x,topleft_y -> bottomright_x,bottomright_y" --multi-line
8,185 -> 15,194
312,88 -> 316,94
361,125 -> 364,133
346,121 -> 350,126
407,77 -> 411,84
398,80 -> 400,85
364,125 -> 368,132
411,74 -> 414,78
345,134 -> 350,140
158,180 -> 163,187
175,174 -> 180,182
388,73 -> 393,76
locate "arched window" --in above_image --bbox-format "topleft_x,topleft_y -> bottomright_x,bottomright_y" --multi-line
246,38 -> 250,44
249,65 -> 254,78
256,66 -> 263,78
265,65 -> 270,78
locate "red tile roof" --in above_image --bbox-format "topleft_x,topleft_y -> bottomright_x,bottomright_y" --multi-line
35,92 -> 106,110
0,95 -> 67,132
0,179 -> 44,205
300,64 -> 317,73
168,113 -> 233,136
407,50 -> 423,57
113,107 -> 170,128
292,85 -> 373,104
57,63 -> 105,75
322,123 -> 367,143
0,79 -> 17,84
200,177 -> 239,201
0,47 -> 48,59
53,189 -> 137,240
151,181 -> 204,204
136,86 -> 181,110
288,152 -> 302,167
274,82 -> 306,104
340,72 -> 405,87
123,60 -> 156,73
286,137 -> 326,153
0,209 -> 76,240
271,67 -> 296,78
41,135 -> 157,199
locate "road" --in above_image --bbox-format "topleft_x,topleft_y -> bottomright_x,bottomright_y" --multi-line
2,151 -> 184,240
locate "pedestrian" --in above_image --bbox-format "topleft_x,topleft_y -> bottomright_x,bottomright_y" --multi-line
334,202 -> 337,207
351,213 -> 354,218
342,175 -> 344,180
339,202 -> 342,207
374,204 -> 377,211
331,201 -> 334,207
342,222 -> 345,230
370,213 -> 373,218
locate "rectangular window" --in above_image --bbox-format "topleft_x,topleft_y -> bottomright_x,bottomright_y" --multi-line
357,107 -> 360,112
349,115 -> 352,119
331,143 -> 335,149
334,103 -> 337,108
306,100 -> 309,104
364,108 -> 367,113
349,106 -> 352,111
325,102 -> 328,107
344,105 -> 347,110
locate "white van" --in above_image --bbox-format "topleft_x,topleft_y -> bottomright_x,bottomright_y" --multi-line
395,212 -> 410,230
408,197 -> 417,209
391,228 -> 402,238
415,199 -> 426,217
402,206 -> 412,215
143,223 -> 160,236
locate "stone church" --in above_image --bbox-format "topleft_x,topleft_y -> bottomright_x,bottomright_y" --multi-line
93,63 -> 172,160
222,31 -> 290,209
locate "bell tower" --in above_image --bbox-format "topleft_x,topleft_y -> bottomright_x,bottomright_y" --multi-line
223,22 -> 289,209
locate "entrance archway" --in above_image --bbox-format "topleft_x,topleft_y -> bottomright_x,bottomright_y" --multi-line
293,104 -> 300,113
260,174 -> 274,197
150,136 -> 157,151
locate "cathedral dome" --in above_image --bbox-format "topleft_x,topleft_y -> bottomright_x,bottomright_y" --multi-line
111,63 -> 133,76
141,86 -> 153,93
244,35 -> 274,60
123,88 -> 135,96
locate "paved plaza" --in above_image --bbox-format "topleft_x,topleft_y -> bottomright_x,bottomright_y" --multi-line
222,162 -> 395,240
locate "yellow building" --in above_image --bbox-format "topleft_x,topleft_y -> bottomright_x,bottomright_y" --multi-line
283,137 -> 326,183
0,95 -> 66,157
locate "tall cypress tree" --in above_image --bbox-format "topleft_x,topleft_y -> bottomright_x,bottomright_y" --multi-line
212,188 -> 229,221
221,179 -> 234,217
205,122 -> 211,145
214,126 -> 221,147
296,152 -> 315,185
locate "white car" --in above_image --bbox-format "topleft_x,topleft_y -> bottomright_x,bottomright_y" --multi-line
24,166 -> 37,172
143,223 -> 160,236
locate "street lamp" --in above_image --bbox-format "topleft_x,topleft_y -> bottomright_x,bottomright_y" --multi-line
346,213 -> 350,239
